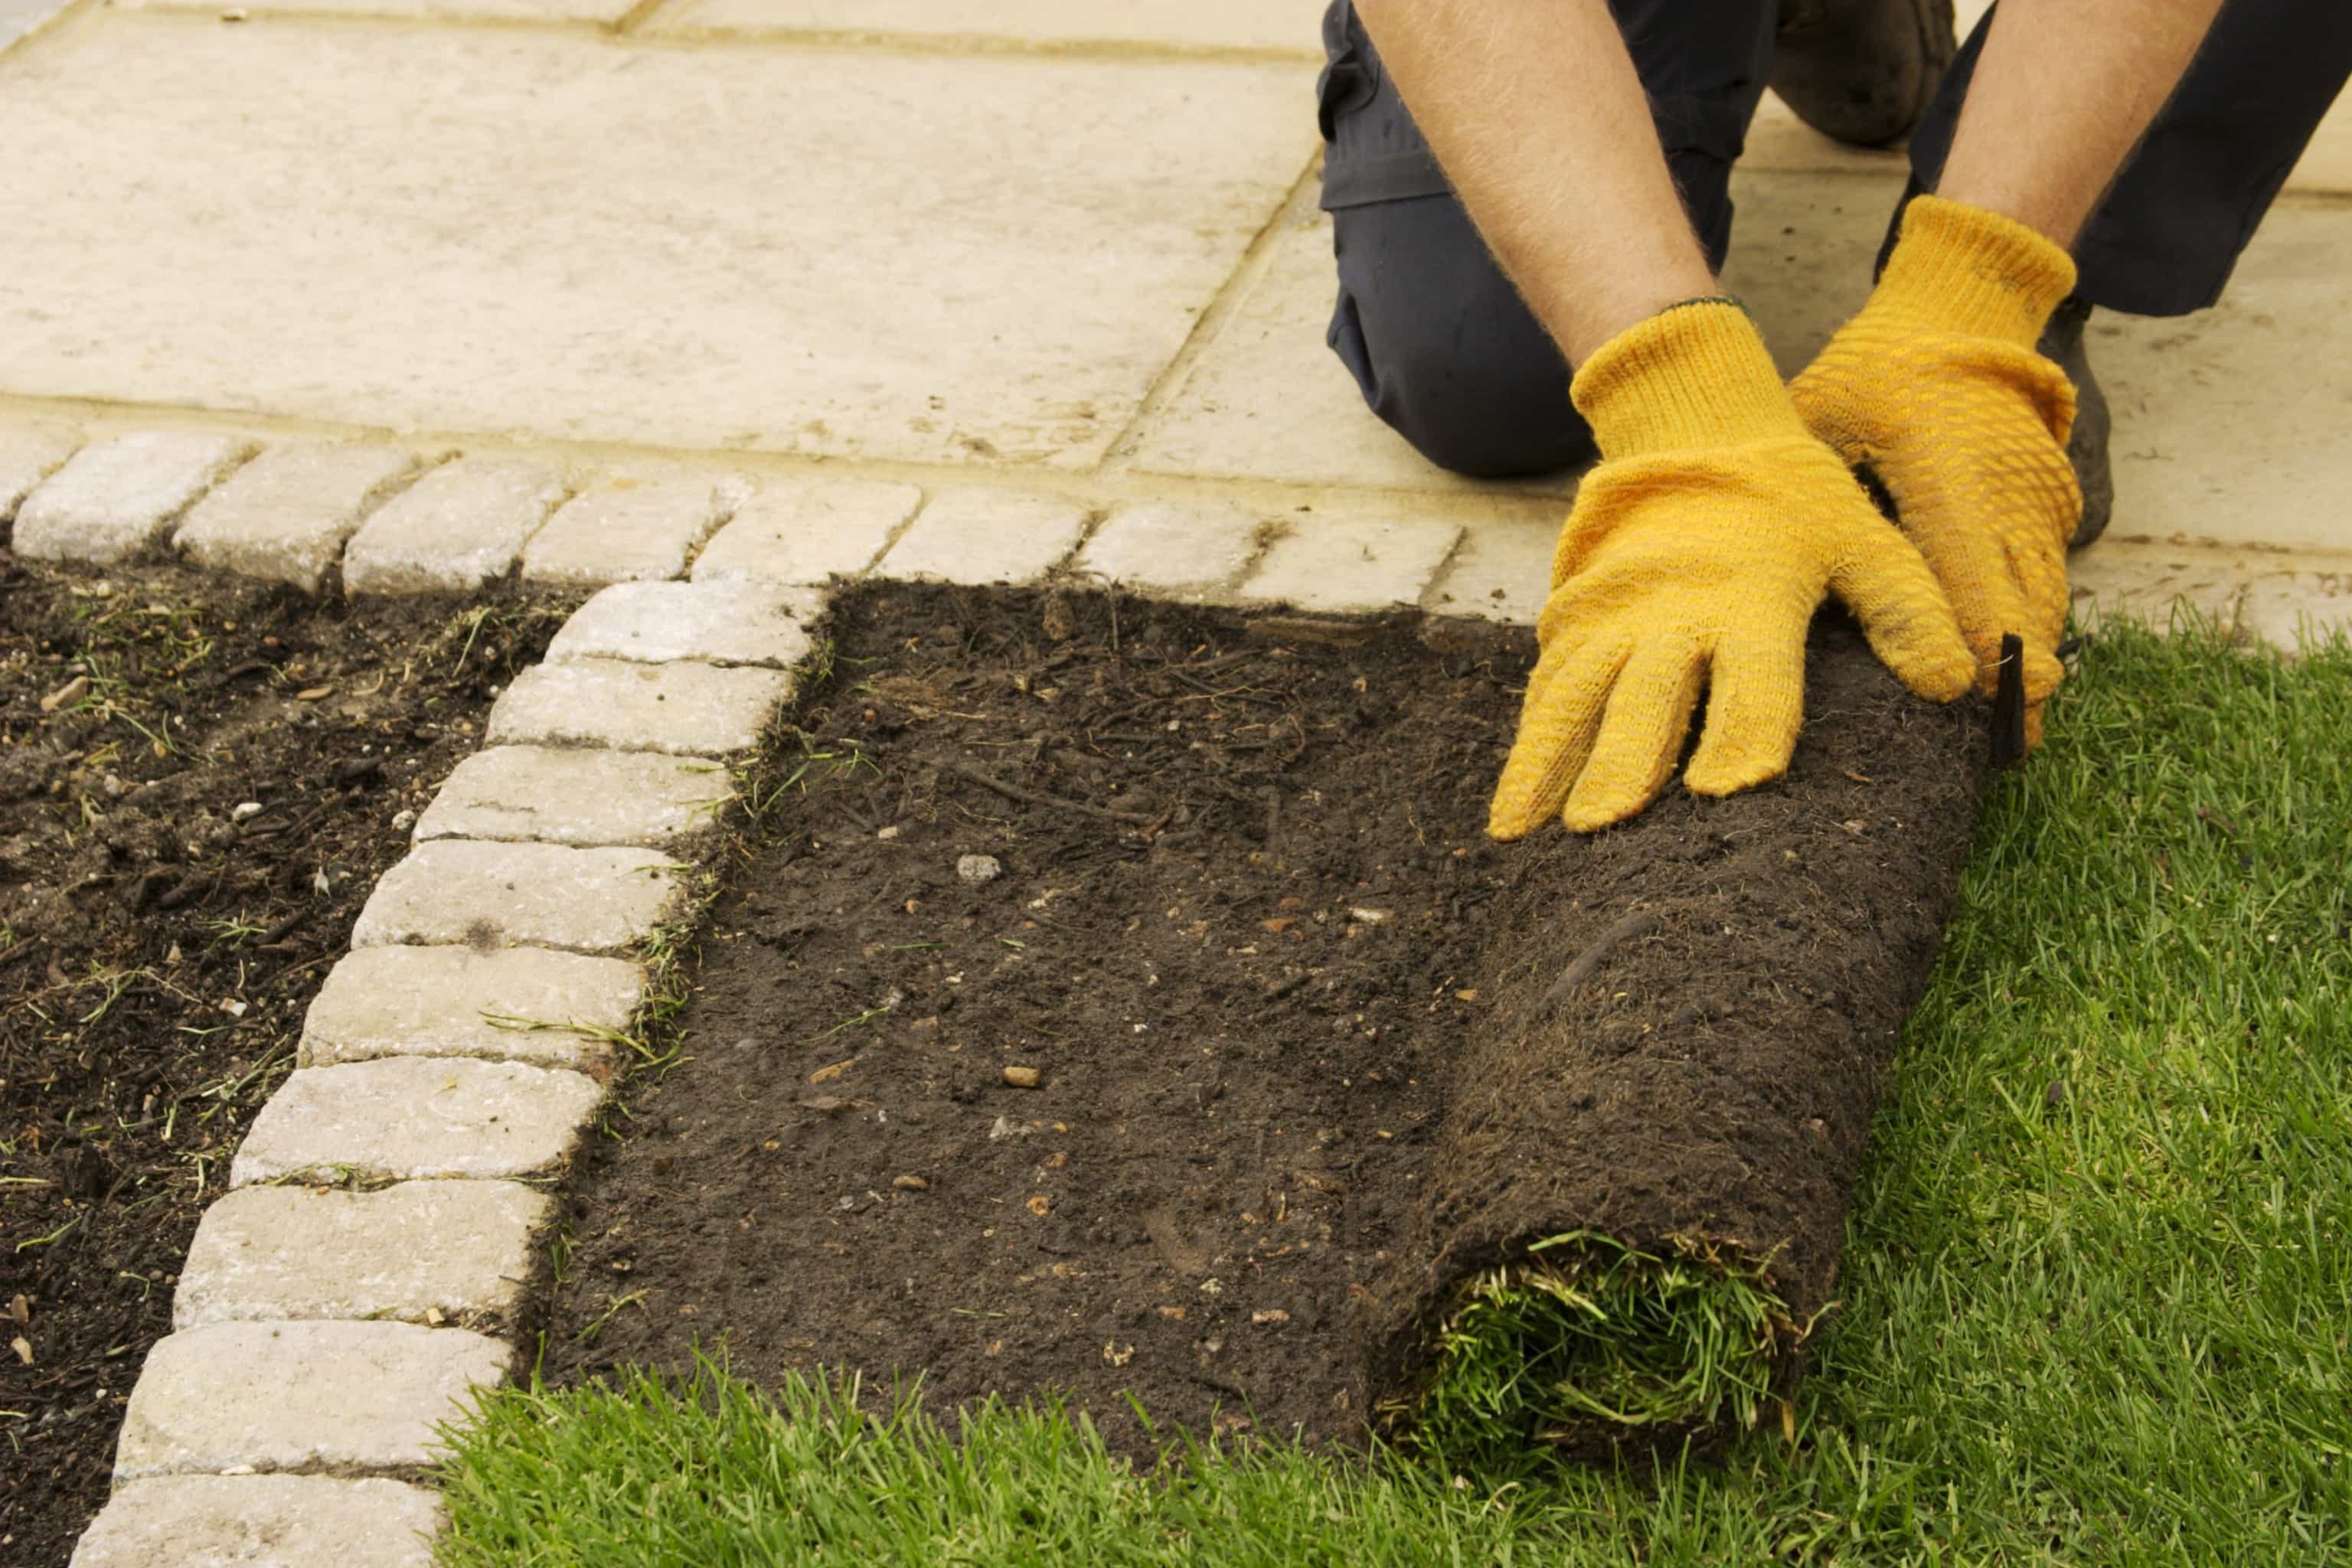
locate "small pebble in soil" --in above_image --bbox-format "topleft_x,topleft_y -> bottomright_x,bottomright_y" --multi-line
231,802 -> 264,822
956,853 -> 1001,884
892,1174 -> 928,1191
877,825 -> 900,841
1002,1065 -> 1042,1089
391,809 -> 416,831
41,675 -> 90,713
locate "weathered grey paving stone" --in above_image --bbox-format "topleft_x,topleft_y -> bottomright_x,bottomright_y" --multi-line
1240,514 -> 1464,613
174,441 -> 419,593
547,580 -> 819,668
415,744 -> 733,851
175,1180 -> 549,1330
2,25 -> 1306,469
351,840 -> 684,956
488,657 -> 789,756
691,478 -> 923,586
13,431 -> 254,564
2240,569 -> 2351,649
342,457 -> 568,595
1074,501 -> 1263,597
880,492 -> 1089,585
71,1475 -> 443,1568
300,945 -> 642,1072
231,1058 -> 604,1185
521,475 -> 737,588
1425,517 -> 1554,624
113,1321 -> 508,1481
1,423 -> 80,522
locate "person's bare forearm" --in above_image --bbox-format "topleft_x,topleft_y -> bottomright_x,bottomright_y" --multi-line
1939,0 -> 2226,247
1351,0 -> 1716,366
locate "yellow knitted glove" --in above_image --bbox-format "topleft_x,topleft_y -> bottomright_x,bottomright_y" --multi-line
1791,195 -> 2082,745
1490,301 -> 1975,839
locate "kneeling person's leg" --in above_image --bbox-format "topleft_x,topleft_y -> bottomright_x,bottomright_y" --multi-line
1315,0 -> 1774,479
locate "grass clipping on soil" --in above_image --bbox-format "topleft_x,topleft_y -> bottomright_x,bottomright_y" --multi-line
1410,1233 -> 1802,1453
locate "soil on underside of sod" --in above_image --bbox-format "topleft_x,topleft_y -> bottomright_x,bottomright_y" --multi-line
545,581 -> 1971,1455
0,550 -> 566,1566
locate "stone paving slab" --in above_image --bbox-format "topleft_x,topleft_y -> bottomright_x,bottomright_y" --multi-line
114,1321 -> 508,1481
2239,569 -> 2350,648
880,492 -> 1091,584
488,656 -> 790,756
175,441 -> 420,593
175,1181 -> 550,1330
2,16 -> 1309,469
123,0 -> 629,18
2,0 -> 70,48
415,744 -> 733,851
1073,500 -> 1266,598
1240,512 -> 1464,613
647,0 -> 1326,53
1426,516 -> 1557,624
0,421 -> 79,521
521,475 -> 739,590
691,477 -> 923,587
299,945 -> 643,1072
342,456 -> 569,596
547,580 -> 820,668
12,431 -> 254,564
71,1475 -> 443,1568
232,1058 -> 605,1185
351,840 -> 685,955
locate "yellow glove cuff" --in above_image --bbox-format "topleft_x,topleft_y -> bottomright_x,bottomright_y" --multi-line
1569,299 -> 1808,459
1874,194 -> 2078,348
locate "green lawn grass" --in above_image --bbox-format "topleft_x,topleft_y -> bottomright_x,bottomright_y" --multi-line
434,620 -> 2352,1566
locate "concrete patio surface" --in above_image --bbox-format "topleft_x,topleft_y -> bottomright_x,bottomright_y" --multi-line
3,0 -> 2348,634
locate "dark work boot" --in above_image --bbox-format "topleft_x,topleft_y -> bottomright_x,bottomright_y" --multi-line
2037,296 -> 2115,548
1770,0 -> 1955,148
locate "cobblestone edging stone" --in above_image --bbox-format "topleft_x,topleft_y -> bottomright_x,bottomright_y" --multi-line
18,413 -> 2350,1563
11,416 -> 2344,638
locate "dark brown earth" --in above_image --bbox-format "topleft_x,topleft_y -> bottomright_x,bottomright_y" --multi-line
0,550 -> 567,1566
546,581 -> 1520,1451
1361,618 -> 1992,1452
547,582 -> 1987,1457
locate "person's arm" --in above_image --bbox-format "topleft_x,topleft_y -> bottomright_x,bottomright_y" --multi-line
1938,0 -> 2227,247
1348,0 -> 1714,365
1354,3 -> 1975,838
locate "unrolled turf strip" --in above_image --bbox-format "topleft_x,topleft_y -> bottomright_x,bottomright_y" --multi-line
1361,613 -> 1995,1453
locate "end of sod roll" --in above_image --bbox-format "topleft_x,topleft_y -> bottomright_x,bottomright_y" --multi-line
1388,1233 -> 1811,1461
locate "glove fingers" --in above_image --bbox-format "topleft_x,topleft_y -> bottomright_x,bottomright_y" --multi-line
1822,521 -> 1976,703
1488,635 -> 1631,841
1684,633 -> 1805,797
1562,644 -> 1707,833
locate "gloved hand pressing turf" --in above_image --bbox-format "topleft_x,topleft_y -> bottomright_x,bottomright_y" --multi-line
1489,299 -> 1975,839
1791,194 -> 2082,746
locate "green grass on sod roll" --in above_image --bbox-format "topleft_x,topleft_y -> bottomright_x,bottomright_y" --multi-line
1401,1233 -> 1806,1459
434,618 -> 2352,1566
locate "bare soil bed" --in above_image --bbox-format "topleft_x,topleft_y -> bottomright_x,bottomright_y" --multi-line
0,550 -> 565,1566
546,581 -> 1981,1457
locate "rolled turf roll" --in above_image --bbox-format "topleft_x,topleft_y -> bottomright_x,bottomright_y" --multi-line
1362,616 -> 1994,1459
